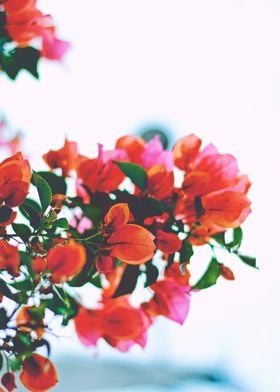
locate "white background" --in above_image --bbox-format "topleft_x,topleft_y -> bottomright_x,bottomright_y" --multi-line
1,1 -> 280,391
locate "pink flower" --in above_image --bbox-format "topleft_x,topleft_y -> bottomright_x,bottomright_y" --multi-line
141,135 -> 173,171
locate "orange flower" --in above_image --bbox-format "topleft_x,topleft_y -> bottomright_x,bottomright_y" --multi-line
108,224 -> 155,264
0,240 -> 20,276
147,165 -> 174,200
104,203 -> 130,229
173,134 -> 202,170
46,241 -> 86,283
20,354 -> 58,392
201,190 -> 251,228
16,305 -> 45,338
43,139 -> 85,176
0,152 -> 31,207
115,135 -> 145,165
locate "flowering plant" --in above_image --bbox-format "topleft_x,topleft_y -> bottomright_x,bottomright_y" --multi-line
0,0 -> 69,79
0,132 -> 255,391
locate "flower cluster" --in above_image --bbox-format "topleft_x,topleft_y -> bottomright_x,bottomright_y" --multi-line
0,133 -> 254,391
0,0 -> 69,79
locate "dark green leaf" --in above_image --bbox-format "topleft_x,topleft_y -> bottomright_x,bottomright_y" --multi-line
10,278 -> 33,292
113,265 -> 140,297
238,254 -> 257,268
180,239 -> 193,263
0,352 -> 3,371
14,46 -> 40,78
54,218 -> 69,229
19,252 -> 34,278
145,263 -> 159,287
0,308 -> 9,329
212,232 -> 226,246
37,172 -> 67,195
114,161 -> 147,191
141,197 -> 165,217
90,273 -> 102,288
32,172 -> 52,212
19,200 -> 41,229
0,278 -> 16,300
192,258 -> 221,290
68,248 -> 96,287
1,46 -> 40,80
0,205 -> 13,224
12,223 -> 32,242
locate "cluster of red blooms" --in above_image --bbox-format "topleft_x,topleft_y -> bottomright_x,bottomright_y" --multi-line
0,0 -> 69,79
0,133 -> 254,391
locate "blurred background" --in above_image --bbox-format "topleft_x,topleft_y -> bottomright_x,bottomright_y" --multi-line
1,0 -> 279,391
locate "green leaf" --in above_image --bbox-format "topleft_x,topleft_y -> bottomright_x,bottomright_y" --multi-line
0,278 -> 16,300
15,47 -> 40,78
32,172 -> 52,212
238,254 -> 257,268
37,172 -> 67,195
113,265 -> 140,297
0,205 -> 14,224
19,200 -> 41,229
19,252 -> 34,278
180,239 -> 193,263
0,46 -> 40,80
114,161 -> 147,191
12,223 -> 32,242
145,263 -> 159,287
54,218 -> 69,229
192,258 -> 221,290
0,308 -> 9,329
0,352 -> 3,371
212,231 -> 226,246
10,278 -> 33,292
142,197 -> 165,217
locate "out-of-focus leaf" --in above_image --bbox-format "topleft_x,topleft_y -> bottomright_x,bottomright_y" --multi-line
114,161 -> 147,191
32,172 -> 52,212
12,223 -> 32,242
37,171 -> 67,195
192,258 -> 221,290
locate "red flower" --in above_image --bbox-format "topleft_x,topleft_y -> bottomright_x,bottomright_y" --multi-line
0,152 -> 31,207
165,262 -> 190,286
115,135 -> 145,165
78,144 -> 127,193
43,139 -> 85,176
74,296 -> 151,352
156,230 -> 182,254
20,354 -> 58,392
46,241 -> 86,283
1,372 -> 17,392
0,240 -> 20,276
